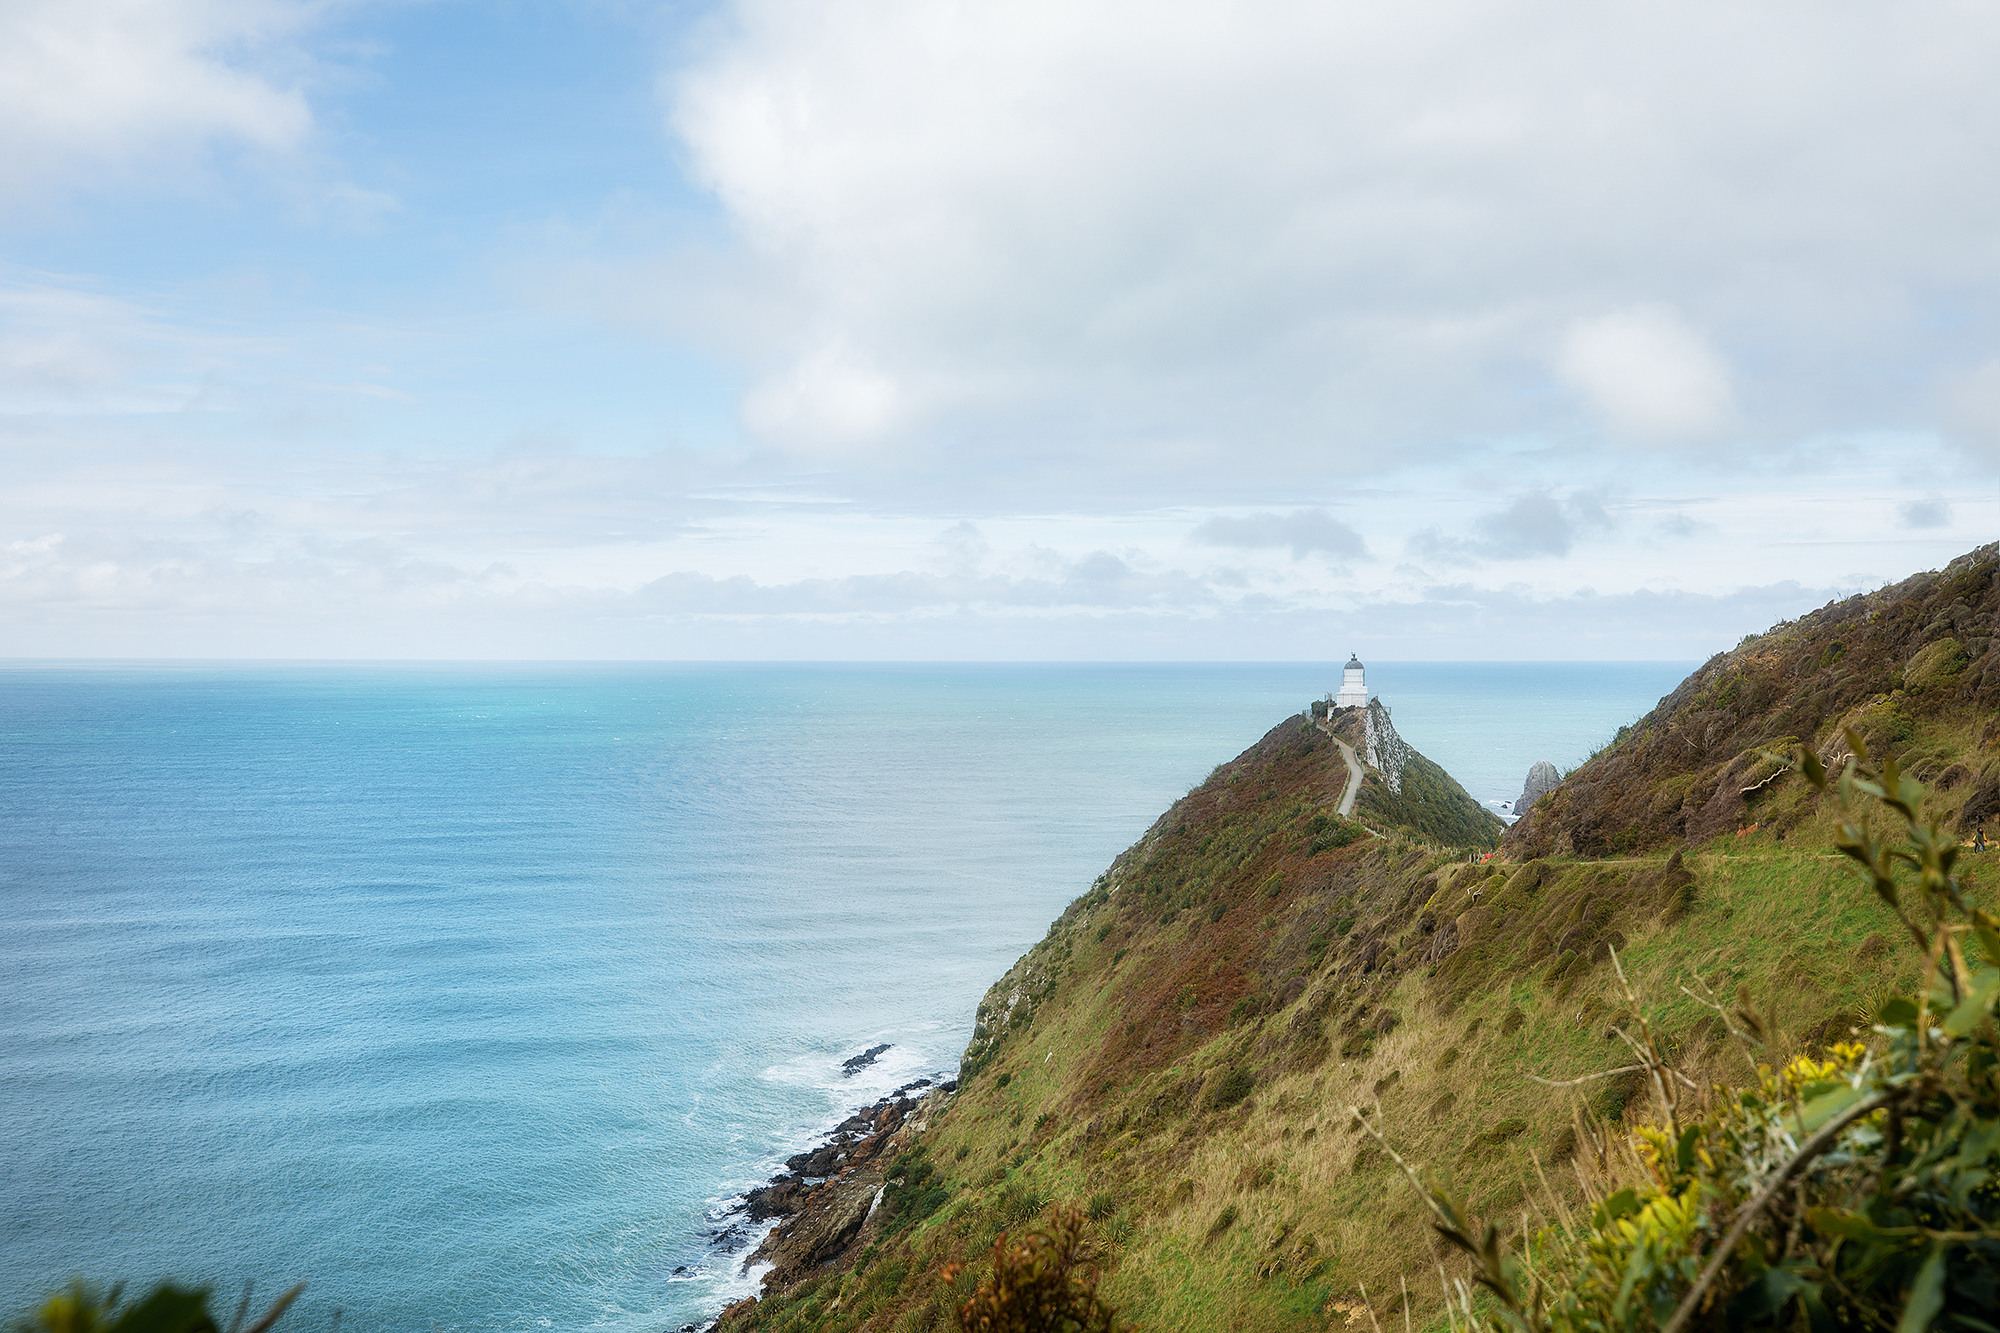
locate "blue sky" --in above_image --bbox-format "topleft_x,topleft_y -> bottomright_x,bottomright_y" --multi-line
2,0 -> 1995,659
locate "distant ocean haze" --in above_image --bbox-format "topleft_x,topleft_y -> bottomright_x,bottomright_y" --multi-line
0,661 -> 1687,1331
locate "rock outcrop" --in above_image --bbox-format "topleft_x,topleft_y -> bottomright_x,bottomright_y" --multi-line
717,1079 -> 955,1326
1512,760 -> 1560,821
1361,698 -> 1415,793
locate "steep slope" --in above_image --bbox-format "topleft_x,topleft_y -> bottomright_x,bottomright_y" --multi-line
1328,698 -> 1507,849
1506,542 -> 1999,859
715,549 -> 1999,1333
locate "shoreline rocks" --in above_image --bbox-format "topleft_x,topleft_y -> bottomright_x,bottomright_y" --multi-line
699,1075 -> 956,1330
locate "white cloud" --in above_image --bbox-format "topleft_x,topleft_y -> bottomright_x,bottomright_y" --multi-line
1556,307 -> 1734,440
0,278 -> 233,412
0,0 -> 320,211
739,340 -> 902,449
660,0 -> 2000,496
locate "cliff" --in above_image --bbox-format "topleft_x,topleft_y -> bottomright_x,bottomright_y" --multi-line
714,545 -> 1999,1333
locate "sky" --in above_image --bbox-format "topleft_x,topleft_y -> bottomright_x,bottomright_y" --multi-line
1,0 -> 1995,660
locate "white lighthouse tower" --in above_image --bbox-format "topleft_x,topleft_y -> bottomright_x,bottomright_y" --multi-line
1334,653 -> 1368,710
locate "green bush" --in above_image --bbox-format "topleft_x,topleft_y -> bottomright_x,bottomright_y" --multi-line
942,1207 -> 1129,1333
880,1148 -> 951,1236
13,1283 -> 303,1333
1210,1068 -> 1255,1110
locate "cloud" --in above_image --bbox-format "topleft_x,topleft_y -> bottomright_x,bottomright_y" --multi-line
634,551 -> 1219,617
1899,498 -> 1951,530
1189,509 -> 1366,560
1942,358 -> 2000,469
657,0 -> 2000,500
739,340 -> 902,449
0,0 -> 319,211
1408,490 -> 1612,565
0,278 -> 237,412
1556,307 -> 1735,440
0,508 -> 1870,660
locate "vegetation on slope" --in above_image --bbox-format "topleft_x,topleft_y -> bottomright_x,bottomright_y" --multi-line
1507,542 -> 1999,860
1324,704 -> 1508,851
1414,739 -> 2000,1332
724,799 -> 1995,1328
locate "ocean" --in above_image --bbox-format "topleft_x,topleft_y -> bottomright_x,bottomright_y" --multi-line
0,662 -> 1690,1331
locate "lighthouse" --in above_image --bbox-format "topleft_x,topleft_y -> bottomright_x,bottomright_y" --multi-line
1334,654 -> 1368,710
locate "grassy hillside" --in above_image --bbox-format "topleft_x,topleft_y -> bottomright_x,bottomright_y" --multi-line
716,546 -> 2000,1333
1506,542 -> 1998,859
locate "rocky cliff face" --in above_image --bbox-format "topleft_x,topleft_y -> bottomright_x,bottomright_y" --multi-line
1360,699 -> 1414,793
1503,542 -> 1999,860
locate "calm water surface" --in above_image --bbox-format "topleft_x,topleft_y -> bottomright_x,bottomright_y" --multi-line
0,662 -> 1688,1330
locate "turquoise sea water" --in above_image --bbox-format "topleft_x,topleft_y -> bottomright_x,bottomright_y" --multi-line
0,662 -> 1689,1331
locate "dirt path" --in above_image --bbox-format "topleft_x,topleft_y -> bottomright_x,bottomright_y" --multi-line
1333,737 -> 1363,817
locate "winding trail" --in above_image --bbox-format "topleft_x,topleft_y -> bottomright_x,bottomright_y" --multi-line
1333,737 -> 1363,817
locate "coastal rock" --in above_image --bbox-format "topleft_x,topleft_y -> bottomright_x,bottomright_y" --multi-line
841,1043 -> 892,1076
1513,761 -> 1560,820
718,1083 -> 955,1321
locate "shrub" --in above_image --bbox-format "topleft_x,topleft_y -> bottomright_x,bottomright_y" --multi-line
1311,820 -> 1362,854
880,1149 -> 951,1236
942,1207 -> 1130,1333
17,1283 -> 303,1333
1905,637 -> 1968,693
1210,1067 -> 1255,1110
996,1182 -> 1051,1228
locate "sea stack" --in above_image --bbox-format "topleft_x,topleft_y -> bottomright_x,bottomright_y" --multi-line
1513,760 -> 1560,820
